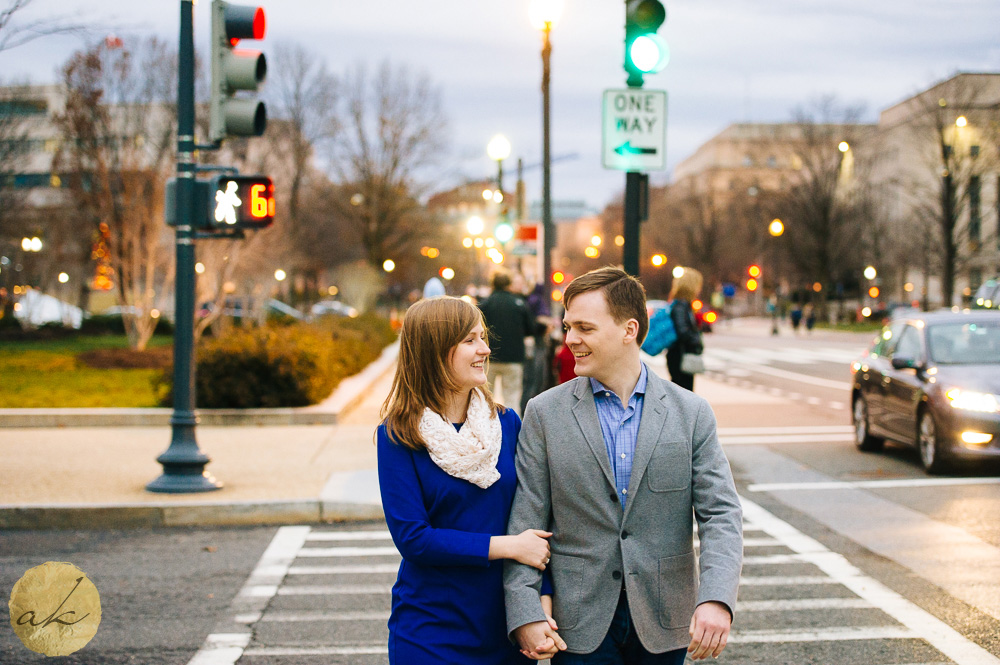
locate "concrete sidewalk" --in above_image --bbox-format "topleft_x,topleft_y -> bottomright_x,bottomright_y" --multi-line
0,351 -> 846,530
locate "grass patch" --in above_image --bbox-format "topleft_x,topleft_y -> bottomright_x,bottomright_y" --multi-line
0,335 -> 171,408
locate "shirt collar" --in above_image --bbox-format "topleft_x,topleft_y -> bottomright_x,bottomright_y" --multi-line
589,362 -> 648,400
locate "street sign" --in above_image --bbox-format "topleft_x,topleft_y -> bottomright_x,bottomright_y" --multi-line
602,88 -> 667,171
511,224 -> 538,256
209,175 -> 275,229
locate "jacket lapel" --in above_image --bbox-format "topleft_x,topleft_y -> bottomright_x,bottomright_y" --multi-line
571,378 -> 616,489
623,370 -> 669,521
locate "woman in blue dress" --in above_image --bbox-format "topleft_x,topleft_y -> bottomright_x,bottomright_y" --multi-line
377,296 -> 561,664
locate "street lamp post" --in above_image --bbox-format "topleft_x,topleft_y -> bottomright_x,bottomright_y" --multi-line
487,134 -> 511,198
531,0 -> 561,305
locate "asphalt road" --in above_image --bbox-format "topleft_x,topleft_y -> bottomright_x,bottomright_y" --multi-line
4,320 -> 1000,664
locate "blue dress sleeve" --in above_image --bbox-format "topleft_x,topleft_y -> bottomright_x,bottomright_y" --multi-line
377,425 -> 493,567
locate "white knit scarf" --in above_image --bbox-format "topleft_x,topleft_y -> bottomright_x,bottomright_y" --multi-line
418,390 -> 502,489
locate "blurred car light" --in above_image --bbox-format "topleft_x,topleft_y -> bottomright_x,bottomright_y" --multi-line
945,388 -> 1000,413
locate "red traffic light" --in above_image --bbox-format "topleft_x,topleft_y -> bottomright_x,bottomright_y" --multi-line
748,264 -> 761,278
552,271 -> 565,285
210,175 -> 275,229
224,5 -> 266,45
746,278 -> 759,292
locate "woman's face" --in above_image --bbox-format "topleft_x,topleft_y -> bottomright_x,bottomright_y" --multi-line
448,320 -> 490,393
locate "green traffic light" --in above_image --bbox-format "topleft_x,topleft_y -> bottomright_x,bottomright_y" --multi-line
629,34 -> 669,73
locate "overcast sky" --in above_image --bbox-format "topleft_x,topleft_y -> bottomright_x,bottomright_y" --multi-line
4,0 -> 1000,211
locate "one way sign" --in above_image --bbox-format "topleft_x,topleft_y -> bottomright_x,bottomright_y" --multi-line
602,89 -> 667,172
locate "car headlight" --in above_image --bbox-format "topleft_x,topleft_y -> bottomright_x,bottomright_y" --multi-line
945,388 -> 1000,413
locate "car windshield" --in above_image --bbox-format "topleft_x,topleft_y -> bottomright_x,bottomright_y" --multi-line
927,321 -> 1000,364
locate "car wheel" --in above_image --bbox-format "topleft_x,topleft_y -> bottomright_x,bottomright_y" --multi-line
918,409 -> 950,475
852,395 -> 884,452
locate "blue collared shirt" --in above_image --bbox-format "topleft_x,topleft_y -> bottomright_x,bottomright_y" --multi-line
590,363 -> 648,509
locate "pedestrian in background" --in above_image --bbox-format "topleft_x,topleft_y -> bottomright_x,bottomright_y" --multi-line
377,296 -> 555,664
552,333 -> 577,384
521,281 -> 555,411
479,271 -> 535,416
803,302 -> 816,333
666,267 -> 705,392
789,300 -> 803,333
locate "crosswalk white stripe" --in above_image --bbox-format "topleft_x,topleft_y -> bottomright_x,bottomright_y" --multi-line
742,497 -> 1000,665
306,530 -> 393,541
748,477 -> 1000,492
729,626 -> 915,643
297,546 -> 400,557
187,634 -> 252,665
718,426 -> 855,435
709,357 -> 853,390
288,564 -> 399,574
739,598 -> 874,611
739,576 -> 839,585
277,584 -> 394,595
243,646 -> 389,656
721,434 -> 854,445
258,610 -> 391,622
744,554 -> 812,564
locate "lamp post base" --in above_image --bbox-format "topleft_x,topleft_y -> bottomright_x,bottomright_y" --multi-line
146,418 -> 223,493
146,470 -> 223,493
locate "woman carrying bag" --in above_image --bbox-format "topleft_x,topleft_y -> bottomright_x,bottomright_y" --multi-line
666,267 -> 705,391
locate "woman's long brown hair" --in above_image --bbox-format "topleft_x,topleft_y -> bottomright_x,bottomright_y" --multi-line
380,297 -> 500,450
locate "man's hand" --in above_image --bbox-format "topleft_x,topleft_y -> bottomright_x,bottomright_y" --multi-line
687,601 -> 732,660
514,620 -> 567,661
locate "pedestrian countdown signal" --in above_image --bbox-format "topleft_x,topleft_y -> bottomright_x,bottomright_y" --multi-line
210,175 -> 275,229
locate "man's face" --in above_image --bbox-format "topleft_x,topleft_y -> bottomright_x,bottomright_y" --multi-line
563,290 -> 637,382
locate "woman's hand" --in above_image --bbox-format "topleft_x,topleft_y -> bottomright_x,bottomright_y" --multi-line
489,530 -> 551,570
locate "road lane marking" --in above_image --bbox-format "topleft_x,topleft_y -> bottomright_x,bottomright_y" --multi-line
710,358 -> 853,390
296,546 -> 400,557
287,564 -> 399,574
244,646 -> 389,656
729,626 -> 915,643
187,634 -> 252,665
277,584 -> 394,595
741,497 -> 1000,665
748,477 -> 1000,492
305,530 -> 393,541
739,598 -> 874,611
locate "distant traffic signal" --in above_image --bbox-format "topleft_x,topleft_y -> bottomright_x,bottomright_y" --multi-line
210,0 -> 267,142
624,0 -> 668,87
746,278 -> 759,292
748,264 -> 761,278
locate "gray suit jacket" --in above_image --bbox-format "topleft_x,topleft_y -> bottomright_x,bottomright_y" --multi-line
504,366 -> 743,654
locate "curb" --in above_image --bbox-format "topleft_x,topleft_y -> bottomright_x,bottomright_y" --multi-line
0,341 -> 399,428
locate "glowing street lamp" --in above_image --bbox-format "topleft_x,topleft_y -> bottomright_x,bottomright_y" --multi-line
864,265 -> 877,280
768,219 -> 784,237
382,259 -> 395,273
651,254 -> 666,267
467,215 -> 485,236
839,141 -> 850,153
274,269 -> 287,281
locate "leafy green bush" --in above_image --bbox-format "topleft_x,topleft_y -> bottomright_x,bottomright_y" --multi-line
160,314 -> 395,408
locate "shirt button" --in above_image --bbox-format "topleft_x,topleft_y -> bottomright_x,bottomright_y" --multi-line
605,392 -> 611,397
621,453 -> 626,459
622,488 -> 628,495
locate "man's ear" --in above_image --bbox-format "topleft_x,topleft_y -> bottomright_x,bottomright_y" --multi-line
623,318 -> 639,344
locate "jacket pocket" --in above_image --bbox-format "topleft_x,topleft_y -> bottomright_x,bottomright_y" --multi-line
549,553 -> 584,630
645,442 -> 691,492
658,552 -> 697,628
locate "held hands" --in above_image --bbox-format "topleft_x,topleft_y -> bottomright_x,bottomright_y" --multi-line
687,601 -> 732,660
514,619 -> 567,661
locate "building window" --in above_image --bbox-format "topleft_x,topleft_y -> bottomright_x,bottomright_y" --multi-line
766,156 -> 777,168
970,268 -> 982,292
969,175 -> 981,245
971,145 -> 980,158
742,155 -> 753,167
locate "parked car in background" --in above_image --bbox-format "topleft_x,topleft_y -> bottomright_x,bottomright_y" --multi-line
310,300 -> 359,320
973,279 -> 1000,309
850,310 -> 1000,474
646,298 -> 715,333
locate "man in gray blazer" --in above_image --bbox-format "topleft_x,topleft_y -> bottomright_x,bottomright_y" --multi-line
504,267 -> 743,663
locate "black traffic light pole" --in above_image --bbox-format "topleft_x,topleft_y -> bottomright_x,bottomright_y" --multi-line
147,0 -> 220,493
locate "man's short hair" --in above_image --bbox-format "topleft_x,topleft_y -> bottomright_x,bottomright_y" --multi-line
491,271 -> 512,291
563,266 -> 648,345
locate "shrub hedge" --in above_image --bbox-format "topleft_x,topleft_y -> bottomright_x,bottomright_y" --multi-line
161,313 -> 396,408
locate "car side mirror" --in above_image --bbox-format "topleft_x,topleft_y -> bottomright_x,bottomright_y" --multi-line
891,356 -> 923,371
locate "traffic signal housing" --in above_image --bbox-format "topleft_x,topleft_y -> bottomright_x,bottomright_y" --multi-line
625,0 -> 668,87
210,0 -> 267,142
